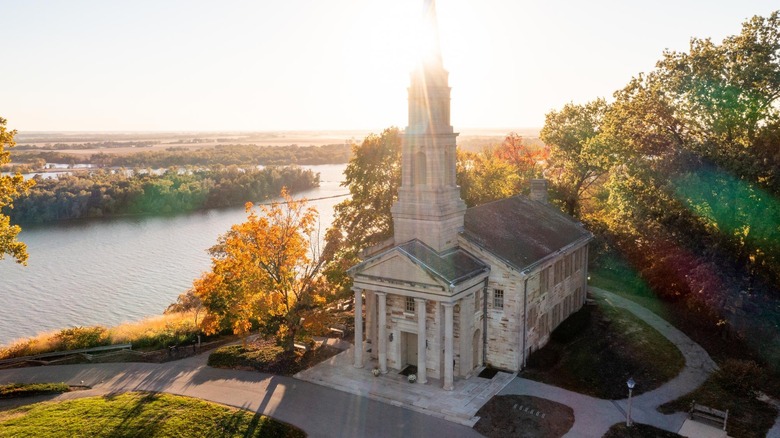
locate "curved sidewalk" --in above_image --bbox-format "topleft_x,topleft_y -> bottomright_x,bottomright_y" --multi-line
500,286 -> 718,437
0,354 -> 480,438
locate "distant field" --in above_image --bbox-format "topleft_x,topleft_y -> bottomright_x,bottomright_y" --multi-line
15,130 -> 375,156
13,128 -> 542,156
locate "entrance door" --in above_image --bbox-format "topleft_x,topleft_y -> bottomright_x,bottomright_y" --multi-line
403,332 -> 418,367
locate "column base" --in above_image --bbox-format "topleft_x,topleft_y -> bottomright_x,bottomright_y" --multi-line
443,383 -> 454,391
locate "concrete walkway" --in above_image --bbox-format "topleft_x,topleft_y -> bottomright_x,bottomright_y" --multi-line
295,342 -> 515,426
500,287 -> 719,437
0,353 -> 480,438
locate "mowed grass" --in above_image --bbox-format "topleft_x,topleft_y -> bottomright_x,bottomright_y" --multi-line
588,253 -> 675,322
208,338 -> 342,376
0,383 -> 70,399
522,296 -> 684,399
0,392 -> 305,438
659,367 -> 778,438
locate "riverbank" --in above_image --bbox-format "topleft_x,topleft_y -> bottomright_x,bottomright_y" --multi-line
0,164 -> 349,346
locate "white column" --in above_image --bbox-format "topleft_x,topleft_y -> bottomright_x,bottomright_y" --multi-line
377,292 -> 388,374
366,291 -> 375,350
415,298 -> 427,384
443,302 -> 454,390
353,288 -> 363,368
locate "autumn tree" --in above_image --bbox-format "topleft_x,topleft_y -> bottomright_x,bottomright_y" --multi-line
0,117 -> 35,264
457,133 -> 548,207
194,189 -> 328,351
456,149 -> 521,207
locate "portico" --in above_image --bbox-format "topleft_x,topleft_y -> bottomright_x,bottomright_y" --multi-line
350,240 -> 488,389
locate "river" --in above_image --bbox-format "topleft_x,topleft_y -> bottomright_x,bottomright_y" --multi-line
0,164 -> 348,346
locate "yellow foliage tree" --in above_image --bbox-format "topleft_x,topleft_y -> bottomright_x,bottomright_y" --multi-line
194,188 -> 329,350
0,117 -> 35,264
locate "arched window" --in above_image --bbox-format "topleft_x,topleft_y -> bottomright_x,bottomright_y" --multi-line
413,151 -> 427,186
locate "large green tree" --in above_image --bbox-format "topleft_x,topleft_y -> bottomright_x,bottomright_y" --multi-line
322,128 -> 402,294
540,99 -> 612,216
0,117 -> 35,264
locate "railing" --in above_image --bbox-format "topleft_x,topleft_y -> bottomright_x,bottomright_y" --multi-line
0,343 -> 132,366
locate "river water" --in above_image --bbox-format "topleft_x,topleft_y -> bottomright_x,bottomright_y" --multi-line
0,164 -> 348,346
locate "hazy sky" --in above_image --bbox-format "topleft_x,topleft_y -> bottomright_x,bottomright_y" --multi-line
2,0 -> 777,132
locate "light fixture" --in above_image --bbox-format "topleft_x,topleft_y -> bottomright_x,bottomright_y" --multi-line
626,377 -> 636,427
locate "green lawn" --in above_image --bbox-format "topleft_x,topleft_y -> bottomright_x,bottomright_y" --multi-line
522,296 -> 685,399
0,383 -> 71,399
208,338 -> 341,375
0,392 -> 305,437
659,365 -> 778,438
589,252 -> 675,322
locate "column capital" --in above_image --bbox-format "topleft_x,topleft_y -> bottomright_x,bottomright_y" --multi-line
441,302 -> 454,308
375,291 -> 386,297
414,297 -> 426,304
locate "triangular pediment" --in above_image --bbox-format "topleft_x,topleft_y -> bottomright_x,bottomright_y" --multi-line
355,251 -> 445,288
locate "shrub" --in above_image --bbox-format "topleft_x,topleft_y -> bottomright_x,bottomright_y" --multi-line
55,326 -> 110,350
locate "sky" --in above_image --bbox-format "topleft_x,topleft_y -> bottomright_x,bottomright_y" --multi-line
2,0 -> 778,132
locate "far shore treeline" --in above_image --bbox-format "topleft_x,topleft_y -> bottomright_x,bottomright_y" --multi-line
7,143 -> 351,170
3,166 -> 319,225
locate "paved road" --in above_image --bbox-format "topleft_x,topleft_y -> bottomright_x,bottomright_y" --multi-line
500,287 -> 719,437
0,353 -> 480,438
3,287 -> 769,437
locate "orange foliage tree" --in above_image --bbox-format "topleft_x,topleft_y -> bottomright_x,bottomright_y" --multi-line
194,188 -> 329,351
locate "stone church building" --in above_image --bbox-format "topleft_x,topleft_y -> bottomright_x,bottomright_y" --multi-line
348,0 -> 592,390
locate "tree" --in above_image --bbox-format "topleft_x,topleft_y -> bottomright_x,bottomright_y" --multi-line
456,149 -> 522,207
0,117 -> 35,264
540,99 -> 612,216
194,189 -> 328,351
322,127 -> 402,295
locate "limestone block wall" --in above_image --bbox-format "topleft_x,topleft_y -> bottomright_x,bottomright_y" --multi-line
459,237 -> 591,372
524,243 -> 589,358
484,263 -> 523,372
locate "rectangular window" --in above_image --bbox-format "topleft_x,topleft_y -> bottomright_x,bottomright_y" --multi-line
493,289 -> 504,309
475,290 -> 481,311
565,254 -> 573,278
405,296 -> 415,313
540,266 -> 550,294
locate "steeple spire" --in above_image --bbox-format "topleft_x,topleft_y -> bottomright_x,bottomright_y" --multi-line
391,0 -> 466,252
421,0 -> 443,67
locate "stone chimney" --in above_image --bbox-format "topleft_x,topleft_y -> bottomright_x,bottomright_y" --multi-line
530,179 -> 548,203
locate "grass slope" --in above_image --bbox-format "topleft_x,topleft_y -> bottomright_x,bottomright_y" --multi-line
522,297 -> 684,399
0,392 -> 305,438
0,383 -> 70,399
208,338 -> 341,376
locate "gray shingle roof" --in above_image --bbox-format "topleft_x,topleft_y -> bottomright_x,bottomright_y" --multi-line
396,240 -> 488,285
462,196 -> 591,271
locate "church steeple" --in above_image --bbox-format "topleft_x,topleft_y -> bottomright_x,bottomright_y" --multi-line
391,0 -> 466,252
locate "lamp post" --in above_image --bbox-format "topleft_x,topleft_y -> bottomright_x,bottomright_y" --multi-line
626,377 -> 636,427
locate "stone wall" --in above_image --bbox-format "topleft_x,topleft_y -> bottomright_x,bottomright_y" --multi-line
459,238 -> 590,372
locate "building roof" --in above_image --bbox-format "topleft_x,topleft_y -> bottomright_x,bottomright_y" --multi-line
462,196 -> 592,272
396,240 -> 488,285
349,239 -> 489,288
